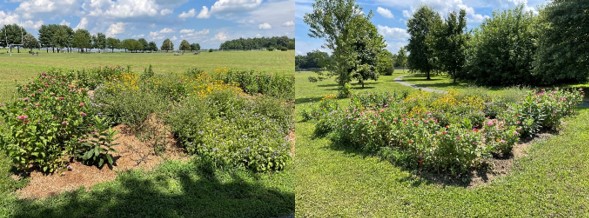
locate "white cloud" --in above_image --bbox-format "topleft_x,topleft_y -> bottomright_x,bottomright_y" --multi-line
376,7 -> 394,18
160,8 -> 172,16
215,32 -> 229,42
60,19 -> 70,26
282,21 -> 294,27
75,17 -> 88,30
159,28 -> 174,33
196,6 -> 211,19
16,0 -> 79,19
210,0 -> 263,13
178,8 -> 196,19
377,25 -> 410,39
258,22 -> 272,30
106,22 -> 125,37
402,10 -> 412,18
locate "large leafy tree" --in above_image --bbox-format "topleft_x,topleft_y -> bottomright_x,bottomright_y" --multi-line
38,24 -> 59,53
407,6 -> 442,80
533,0 -> 589,85
346,16 -> 387,88
148,41 -> 158,52
23,33 -> 40,51
304,0 -> 372,95
0,24 -> 27,53
190,43 -> 201,51
161,38 -> 174,52
73,29 -> 92,52
52,25 -> 74,53
377,49 -> 395,76
92,33 -> 107,51
179,40 -> 191,53
137,38 -> 149,52
394,47 -> 408,68
106,37 -> 120,52
464,5 -> 538,86
431,9 -> 468,83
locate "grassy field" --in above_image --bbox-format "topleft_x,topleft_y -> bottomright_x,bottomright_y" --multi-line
0,50 -> 294,99
295,71 -> 589,216
0,51 -> 295,217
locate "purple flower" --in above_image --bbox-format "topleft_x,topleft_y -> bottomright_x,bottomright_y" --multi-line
487,120 -> 494,127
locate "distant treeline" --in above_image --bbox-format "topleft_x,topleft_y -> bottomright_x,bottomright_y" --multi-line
220,36 -> 295,51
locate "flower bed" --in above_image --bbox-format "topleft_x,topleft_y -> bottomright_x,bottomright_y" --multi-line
306,88 -> 584,176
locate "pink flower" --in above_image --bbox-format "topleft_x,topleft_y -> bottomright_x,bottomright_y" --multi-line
22,97 -> 29,102
17,115 -> 28,121
80,112 -> 87,117
79,102 -> 85,107
487,120 -> 494,127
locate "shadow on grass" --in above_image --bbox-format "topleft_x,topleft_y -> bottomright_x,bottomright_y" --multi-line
295,97 -> 324,105
10,161 -> 294,218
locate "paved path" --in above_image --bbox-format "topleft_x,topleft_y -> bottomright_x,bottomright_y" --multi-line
393,76 -> 447,94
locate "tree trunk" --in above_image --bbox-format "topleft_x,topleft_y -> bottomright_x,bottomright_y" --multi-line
361,80 -> 365,88
46,47 -> 49,53
17,46 -> 19,53
52,47 -> 55,53
426,71 -> 431,80
453,71 -> 457,84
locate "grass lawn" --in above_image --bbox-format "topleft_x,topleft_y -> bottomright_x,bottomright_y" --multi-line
295,71 -> 589,216
0,51 -> 295,217
0,50 -> 294,100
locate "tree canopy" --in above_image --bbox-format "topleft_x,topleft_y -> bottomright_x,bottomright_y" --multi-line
161,38 -> 174,52
219,36 -> 294,50
407,6 -> 442,80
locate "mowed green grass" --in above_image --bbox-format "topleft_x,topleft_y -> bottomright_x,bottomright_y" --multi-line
0,50 -> 294,99
0,51 -> 295,217
295,71 -> 589,216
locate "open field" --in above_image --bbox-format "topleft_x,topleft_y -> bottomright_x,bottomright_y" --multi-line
0,50 -> 294,99
0,51 -> 295,217
295,71 -> 589,216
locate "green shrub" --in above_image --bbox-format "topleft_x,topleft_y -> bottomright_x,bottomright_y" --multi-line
213,70 -> 294,100
0,71 -> 115,173
166,90 -> 291,172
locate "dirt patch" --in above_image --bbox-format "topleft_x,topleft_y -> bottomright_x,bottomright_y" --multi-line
468,133 -> 552,187
16,115 -> 188,199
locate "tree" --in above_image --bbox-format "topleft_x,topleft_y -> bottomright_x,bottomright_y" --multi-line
431,9 -> 468,83
106,37 -> 120,52
304,0 -> 368,96
464,5 -> 538,86
148,41 -> 158,52
347,16 -> 387,88
138,38 -> 149,52
533,0 -> 589,85
295,50 -> 331,70
0,24 -> 27,53
23,33 -> 40,51
51,25 -> 74,53
93,33 -> 107,52
161,38 -> 174,52
179,40 -> 191,53
73,29 -> 92,52
122,39 -> 142,52
190,43 -> 201,51
377,49 -> 395,76
394,47 -> 408,68
407,6 -> 442,80
39,24 -> 59,53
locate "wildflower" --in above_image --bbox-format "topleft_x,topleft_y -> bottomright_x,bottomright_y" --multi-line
57,96 -> 65,101
79,102 -> 85,107
22,97 -> 29,102
80,112 -> 87,117
473,128 -> 479,132
17,115 -> 28,121
61,121 -> 68,126
487,120 -> 494,127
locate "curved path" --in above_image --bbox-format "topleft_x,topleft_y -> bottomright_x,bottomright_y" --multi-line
393,75 -> 447,93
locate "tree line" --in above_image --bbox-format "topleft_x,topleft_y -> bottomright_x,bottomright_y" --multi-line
406,0 -> 588,86
296,48 -> 407,71
219,36 -> 295,51
0,24 -> 202,53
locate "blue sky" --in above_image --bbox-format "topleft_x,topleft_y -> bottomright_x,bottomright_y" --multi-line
296,0 -> 550,55
0,0 -> 294,49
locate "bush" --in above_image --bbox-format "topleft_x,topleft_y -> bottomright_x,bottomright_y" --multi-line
167,90 -> 291,172
212,70 -> 294,100
94,87 -> 165,132
0,71 -> 116,173
315,88 -> 583,176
